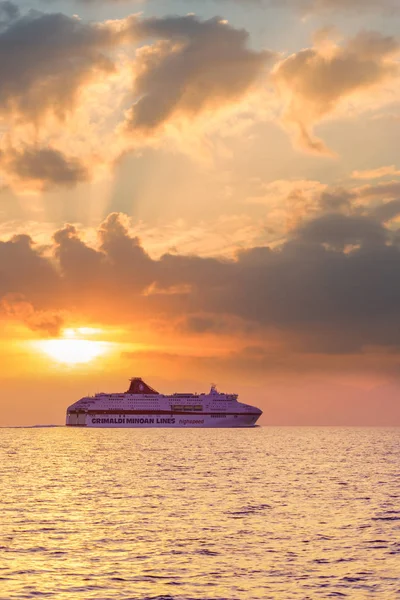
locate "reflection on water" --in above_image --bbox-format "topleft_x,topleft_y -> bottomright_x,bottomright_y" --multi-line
0,427 -> 399,599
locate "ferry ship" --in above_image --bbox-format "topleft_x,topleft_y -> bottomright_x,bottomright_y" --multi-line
66,378 -> 262,428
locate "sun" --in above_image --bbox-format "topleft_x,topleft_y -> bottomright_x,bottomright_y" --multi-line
33,328 -> 112,365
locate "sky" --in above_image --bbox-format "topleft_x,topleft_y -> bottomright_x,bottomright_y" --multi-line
1,0 -> 400,426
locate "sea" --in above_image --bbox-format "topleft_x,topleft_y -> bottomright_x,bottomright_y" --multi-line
0,427 -> 399,600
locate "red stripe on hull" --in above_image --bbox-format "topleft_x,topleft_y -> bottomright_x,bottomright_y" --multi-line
68,410 -> 260,417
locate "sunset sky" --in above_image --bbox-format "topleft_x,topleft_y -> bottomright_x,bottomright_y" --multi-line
1,0 -> 400,425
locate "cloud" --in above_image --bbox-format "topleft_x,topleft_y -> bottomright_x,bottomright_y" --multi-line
53,213 -> 155,298
68,0 -> 143,3
0,9 -> 118,123
371,199 -> 400,223
1,210 -> 400,359
0,5 -> 129,189
53,224 -> 105,289
352,165 -> 400,179
0,1 -> 19,26
214,0 -> 398,14
123,15 -> 275,132
76,0 -> 394,11
178,313 -> 252,334
275,0 -> 399,15
357,181 -> 400,200
273,30 -> 400,153
0,147 -> 89,190
1,294 -> 64,336
0,4 -> 397,184
294,213 -> 388,249
286,0 -> 399,13
249,177 -> 400,237
77,0 -> 141,2
318,188 -> 353,212
0,233 -> 59,306
0,8 -> 279,186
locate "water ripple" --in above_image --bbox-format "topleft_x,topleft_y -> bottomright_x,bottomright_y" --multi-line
0,427 -> 399,599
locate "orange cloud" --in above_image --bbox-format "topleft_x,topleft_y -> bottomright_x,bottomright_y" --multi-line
0,209 -> 399,359
0,8 -> 278,188
273,30 -> 400,154
1,293 -> 64,336
352,165 -> 400,179
3,7 -> 398,186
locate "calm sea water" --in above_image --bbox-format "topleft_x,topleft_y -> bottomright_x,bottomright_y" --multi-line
0,427 -> 399,600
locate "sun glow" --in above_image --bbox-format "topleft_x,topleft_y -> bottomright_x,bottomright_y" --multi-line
33,328 -> 113,365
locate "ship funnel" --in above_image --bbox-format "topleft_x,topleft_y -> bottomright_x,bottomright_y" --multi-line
125,377 -> 159,395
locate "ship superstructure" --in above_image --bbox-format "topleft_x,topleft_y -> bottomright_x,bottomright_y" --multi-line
66,378 -> 262,428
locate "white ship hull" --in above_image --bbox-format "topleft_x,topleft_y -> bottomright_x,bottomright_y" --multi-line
67,413 -> 260,428
66,378 -> 262,428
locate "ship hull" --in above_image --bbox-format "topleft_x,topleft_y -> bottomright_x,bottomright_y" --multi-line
66,412 -> 260,428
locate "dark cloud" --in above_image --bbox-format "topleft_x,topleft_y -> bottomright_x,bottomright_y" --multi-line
0,147 -> 89,189
53,214 -> 155,300
0,234 -> 59,306
0,1 -> 19,26
0,7 -> 276,152
358,181 -> 400,200
124,15 -> 274,131
319,188 -> 354,212
179,314 -> 252,334
69,0 -> 135,3
98,213 -> 155,291
0,7 -> 116,121
372,199 -> 400,223
294,213 -> 388,249
53,224 -> 104,289
1,211 -> 400,356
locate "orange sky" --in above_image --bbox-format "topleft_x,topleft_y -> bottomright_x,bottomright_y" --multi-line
0,0 -> 400,425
